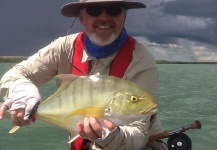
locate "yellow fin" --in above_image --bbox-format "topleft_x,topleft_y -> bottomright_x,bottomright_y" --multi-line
9,126 -> 20,134
66,107 -> 104,118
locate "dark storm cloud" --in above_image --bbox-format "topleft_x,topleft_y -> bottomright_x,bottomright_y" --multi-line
0,0 -> 80,56
0,0 -> 217,59
158,0 -> 217,46
126,0 -> 217,61
126,0 -> 217,47
161,0 -> 217,18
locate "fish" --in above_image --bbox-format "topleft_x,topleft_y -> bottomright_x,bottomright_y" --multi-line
2,74 -> 157,142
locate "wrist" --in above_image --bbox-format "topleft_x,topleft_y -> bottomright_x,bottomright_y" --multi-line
93,127 -> 120,148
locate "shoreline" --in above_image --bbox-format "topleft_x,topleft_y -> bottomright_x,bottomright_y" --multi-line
0,56 -> 27,63
0,56 -> 216,64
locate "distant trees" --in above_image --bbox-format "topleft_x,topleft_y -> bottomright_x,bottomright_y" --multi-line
0,57 -> 216,64
156,60 -> 217,64
0,56 -> 27,63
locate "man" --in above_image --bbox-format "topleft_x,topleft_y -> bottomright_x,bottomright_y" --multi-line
0,0 -> 167,149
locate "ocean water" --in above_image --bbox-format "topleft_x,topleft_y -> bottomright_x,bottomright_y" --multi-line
0,63 -> 216,150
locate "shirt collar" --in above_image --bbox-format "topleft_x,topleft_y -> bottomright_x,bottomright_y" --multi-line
82,48 -> 117,66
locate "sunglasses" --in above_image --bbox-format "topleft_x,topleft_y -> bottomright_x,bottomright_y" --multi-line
83,4 -> 125,17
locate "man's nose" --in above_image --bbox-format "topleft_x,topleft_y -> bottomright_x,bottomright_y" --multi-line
98,10 -> 112,18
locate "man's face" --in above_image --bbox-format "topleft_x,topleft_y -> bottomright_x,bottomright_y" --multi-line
79,3 -> 126,46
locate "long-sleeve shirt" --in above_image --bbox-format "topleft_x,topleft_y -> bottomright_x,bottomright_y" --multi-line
0,33 -> 163,150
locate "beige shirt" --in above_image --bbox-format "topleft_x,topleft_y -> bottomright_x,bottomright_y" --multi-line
0,33 -> 163,150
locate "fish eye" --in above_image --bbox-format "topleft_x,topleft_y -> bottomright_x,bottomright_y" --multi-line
130,95 -> 139,103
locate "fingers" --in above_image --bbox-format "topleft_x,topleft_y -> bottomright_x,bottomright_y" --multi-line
11,109 -> 31,126
84,117 -> 102,139
0,105 -> 8,120
0,98 -> 37,125
77,122 -> 86,137
0,98 -> 12,120
31,116 -> 37,122
77,117 -> 117,140
103,119 -> 116,131
77,117 -> 103,140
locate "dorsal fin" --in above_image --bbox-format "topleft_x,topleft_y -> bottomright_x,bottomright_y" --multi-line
55,74 -> 80,89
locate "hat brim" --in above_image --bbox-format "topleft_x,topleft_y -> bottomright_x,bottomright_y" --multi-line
61,1 -> 146,17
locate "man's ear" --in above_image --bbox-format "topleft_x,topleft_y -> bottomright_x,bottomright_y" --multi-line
79,8 -> 86,24
79,15 -> 84,24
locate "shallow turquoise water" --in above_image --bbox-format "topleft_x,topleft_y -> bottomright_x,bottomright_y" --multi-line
0,63 -> 216,150
157,64 -> 217,150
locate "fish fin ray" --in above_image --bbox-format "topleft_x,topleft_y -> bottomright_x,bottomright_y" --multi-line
9,125 -> 20,134
68,133 -> 80,143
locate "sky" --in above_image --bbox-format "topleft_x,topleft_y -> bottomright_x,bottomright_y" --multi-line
1,0 -> 217,62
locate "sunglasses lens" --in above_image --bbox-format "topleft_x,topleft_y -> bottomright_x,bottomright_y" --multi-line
106,4 -> 123,16
85,4 -> 123,17
85,5 -> 103,17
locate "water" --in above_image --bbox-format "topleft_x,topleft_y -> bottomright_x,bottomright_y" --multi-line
157,64 -> 217,150
0,63 -> 216,150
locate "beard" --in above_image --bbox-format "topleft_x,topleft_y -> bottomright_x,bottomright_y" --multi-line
86,19 -> 122,46
87,32 -> 117,46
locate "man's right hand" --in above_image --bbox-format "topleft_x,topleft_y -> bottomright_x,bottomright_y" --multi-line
0,98 -> 37,126
0,79 -> 41,126
0,98 -> 11,120
11,108 -> 32,126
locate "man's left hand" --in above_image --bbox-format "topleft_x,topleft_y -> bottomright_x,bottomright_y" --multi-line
76,117 -> 116,140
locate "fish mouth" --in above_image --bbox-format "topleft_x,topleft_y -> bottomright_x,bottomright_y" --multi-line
140,104 -> 157,114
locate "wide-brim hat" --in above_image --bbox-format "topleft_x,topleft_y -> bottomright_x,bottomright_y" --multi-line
61,0 -> 146,17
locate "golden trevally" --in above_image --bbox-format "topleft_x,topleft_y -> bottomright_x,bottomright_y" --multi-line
8,74 -> 157,142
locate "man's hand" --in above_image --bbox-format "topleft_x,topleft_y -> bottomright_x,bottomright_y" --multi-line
0,79 -> 41,126
0,98 -> 37,126
77,117 -> 116,140
0,98 -> 11,120
10,108 -> 32,126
